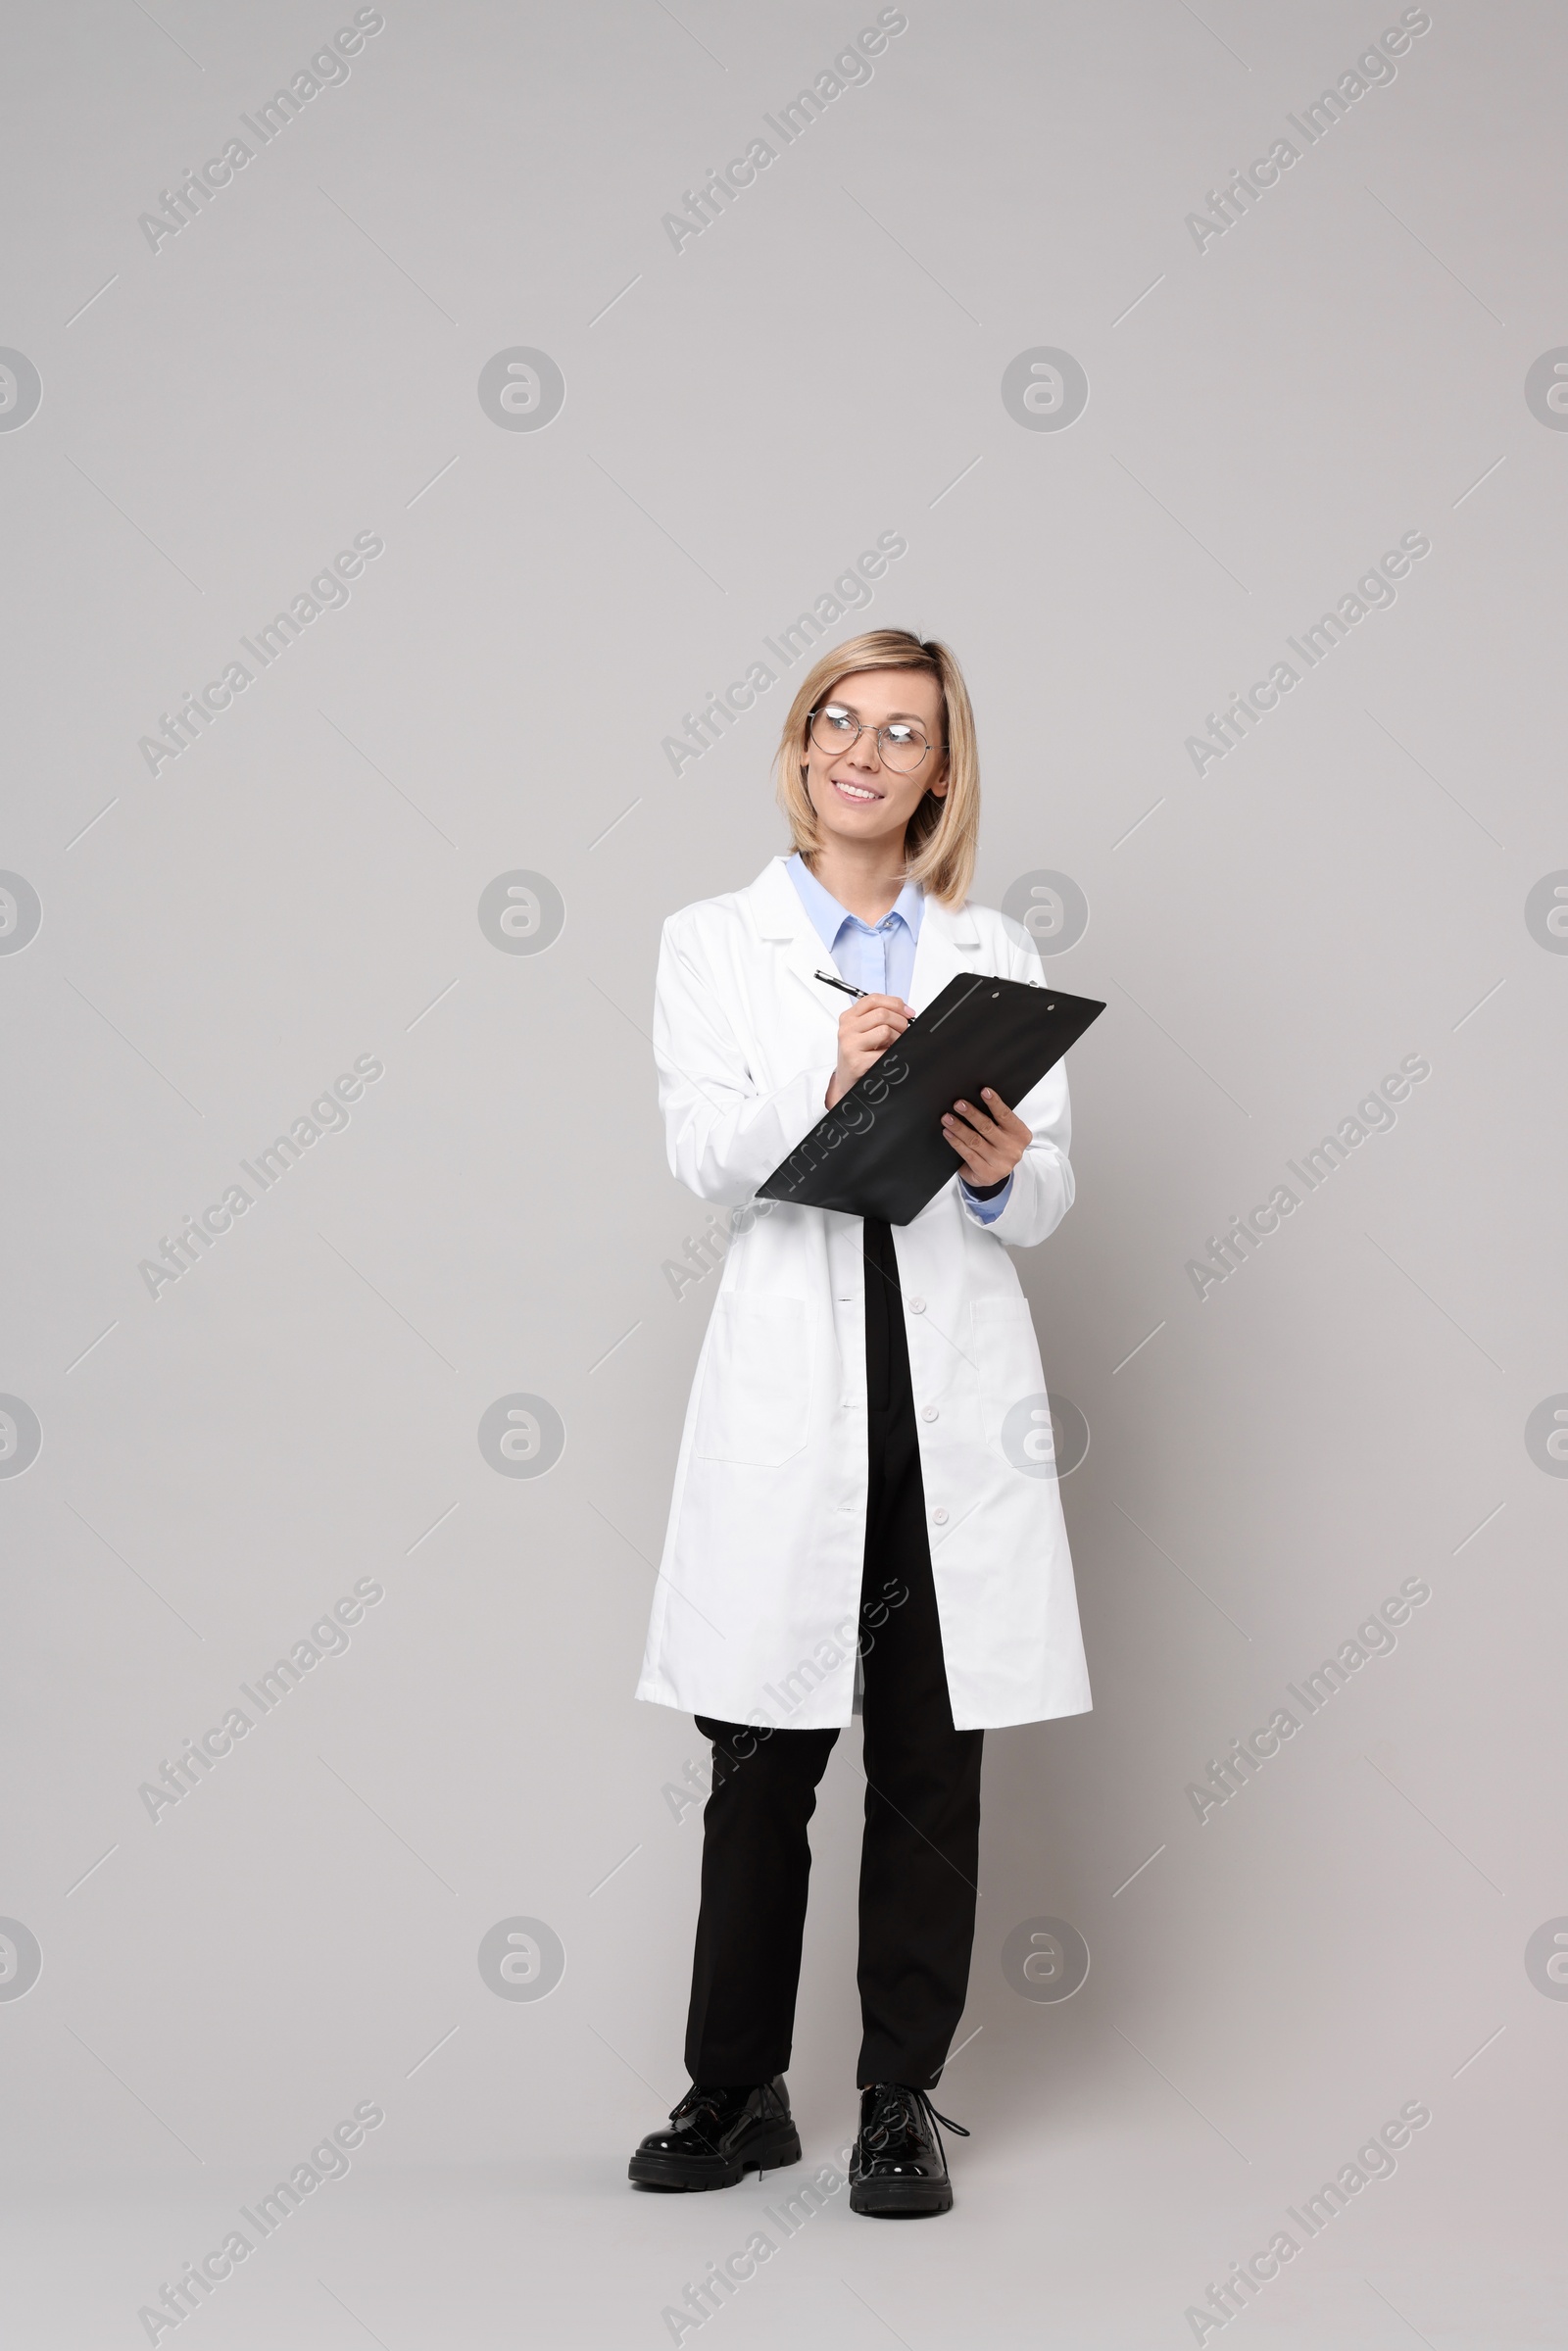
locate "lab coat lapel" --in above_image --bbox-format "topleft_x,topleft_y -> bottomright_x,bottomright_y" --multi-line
908,892 -> 982,1013
740,857 -> 843,1057
740,859 -> 985,1038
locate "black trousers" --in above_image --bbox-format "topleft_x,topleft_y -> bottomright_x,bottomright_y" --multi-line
684,1216 -> 984,2091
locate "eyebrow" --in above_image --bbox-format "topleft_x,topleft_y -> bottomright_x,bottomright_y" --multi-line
823,701 -> 929,724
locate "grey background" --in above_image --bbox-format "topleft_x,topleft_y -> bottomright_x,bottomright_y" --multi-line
2,1 -> 1564,2344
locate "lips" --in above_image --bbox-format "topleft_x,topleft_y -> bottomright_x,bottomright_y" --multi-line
830,777 -> 883,804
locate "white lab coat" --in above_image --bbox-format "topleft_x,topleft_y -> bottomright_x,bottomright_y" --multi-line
636,856 -> 1092,1734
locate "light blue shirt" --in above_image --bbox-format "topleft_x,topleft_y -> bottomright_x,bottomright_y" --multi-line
785,853 -> 1011,1223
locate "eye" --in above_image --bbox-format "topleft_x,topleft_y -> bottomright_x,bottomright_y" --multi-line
884,724 -> 918,745
821,706 -> 855,731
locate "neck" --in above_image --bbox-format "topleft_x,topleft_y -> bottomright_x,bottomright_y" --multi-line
803,837 -> 910,926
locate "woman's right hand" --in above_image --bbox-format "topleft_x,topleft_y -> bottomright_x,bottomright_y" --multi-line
825,994 -> 912,1108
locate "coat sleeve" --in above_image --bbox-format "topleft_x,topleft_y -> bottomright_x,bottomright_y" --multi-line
956,928 -> 1075,1249
654,911 -> 838,1206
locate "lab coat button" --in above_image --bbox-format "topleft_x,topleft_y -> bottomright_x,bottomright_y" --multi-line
933,1506 -> 949,1525
909,1296 -> 926,1313
921,1405 -> 938,1422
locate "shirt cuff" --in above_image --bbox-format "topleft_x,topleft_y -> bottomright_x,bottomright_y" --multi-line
960,1173 -> 1013,1224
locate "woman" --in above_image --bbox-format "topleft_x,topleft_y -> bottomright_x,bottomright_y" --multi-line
628,628 -> 1091,2217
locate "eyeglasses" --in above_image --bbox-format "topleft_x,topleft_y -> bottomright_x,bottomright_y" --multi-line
808,704 -> 939,775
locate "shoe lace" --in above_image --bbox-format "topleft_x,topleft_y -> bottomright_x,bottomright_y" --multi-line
669,2082 -> 748,2130
863,2082 -> 970,2163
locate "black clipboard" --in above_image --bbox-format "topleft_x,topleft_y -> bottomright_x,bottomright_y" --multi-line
757,973 -> 1104,1226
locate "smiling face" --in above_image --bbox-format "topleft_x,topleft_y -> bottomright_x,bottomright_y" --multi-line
801,667 -> 948,856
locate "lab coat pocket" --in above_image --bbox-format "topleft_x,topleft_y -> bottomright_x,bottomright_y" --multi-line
972,1296 -> 1048,1455
693,1294 -> 813,1466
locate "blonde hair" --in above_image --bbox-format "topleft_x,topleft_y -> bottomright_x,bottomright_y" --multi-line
771,629 -> 979,906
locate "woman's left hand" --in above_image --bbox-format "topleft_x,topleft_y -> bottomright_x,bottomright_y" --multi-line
942,1089 -> 1032,1189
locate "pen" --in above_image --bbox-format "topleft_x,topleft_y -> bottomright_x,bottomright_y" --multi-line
814,968 -> 868,1001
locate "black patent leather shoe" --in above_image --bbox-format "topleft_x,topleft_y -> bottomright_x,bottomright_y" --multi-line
850,2082 -> 969,2217
628,2077 -> 802,2192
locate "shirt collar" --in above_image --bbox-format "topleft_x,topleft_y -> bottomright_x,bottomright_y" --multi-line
784,852 -> 924,953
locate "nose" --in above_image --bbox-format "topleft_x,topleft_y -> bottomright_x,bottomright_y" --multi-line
842,725 -> 881,772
